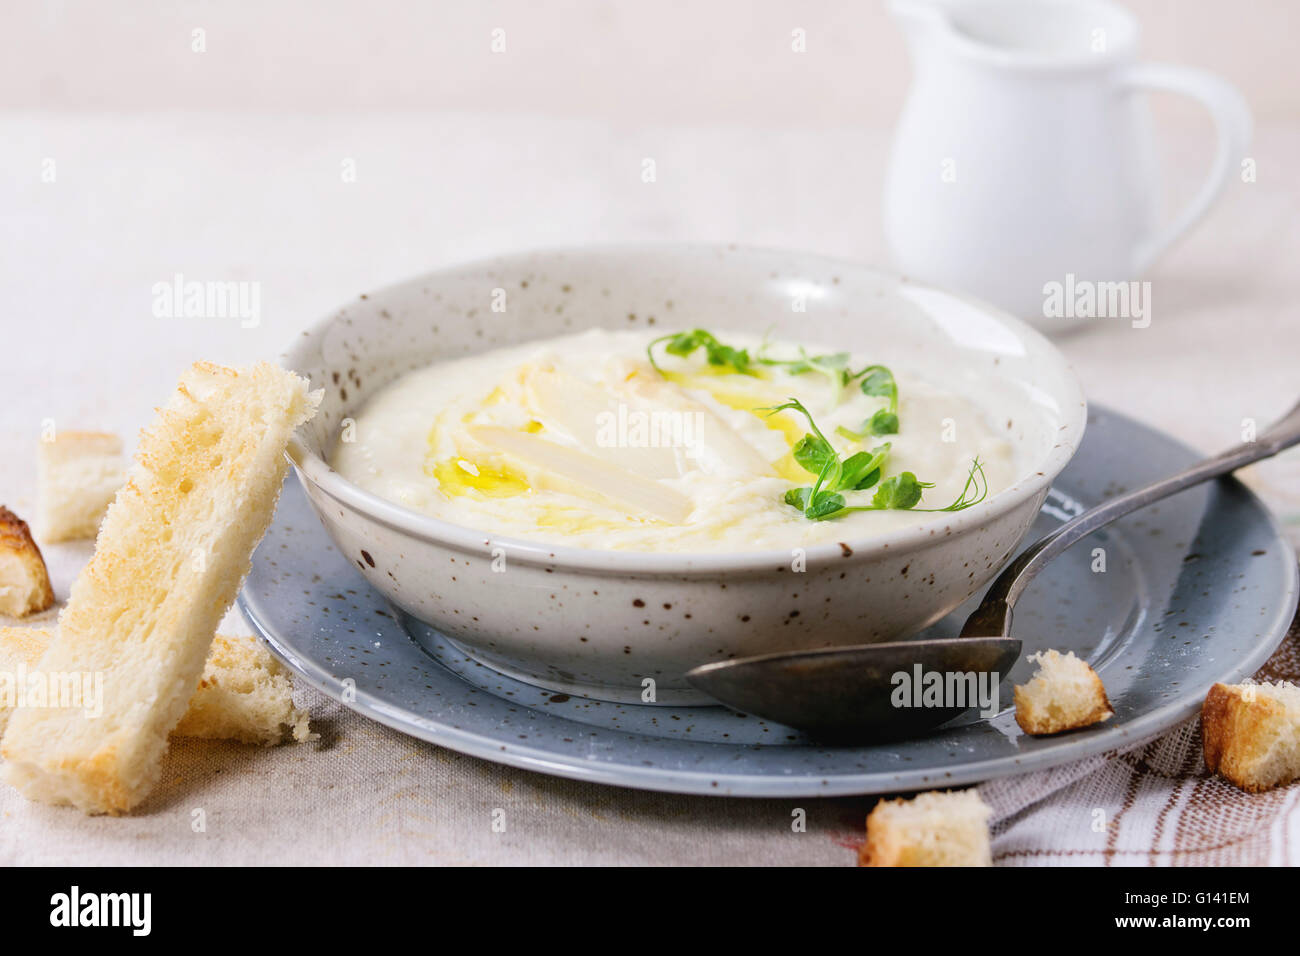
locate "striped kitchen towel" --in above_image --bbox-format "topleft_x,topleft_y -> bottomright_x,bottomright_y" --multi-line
979,609 -> 1300,865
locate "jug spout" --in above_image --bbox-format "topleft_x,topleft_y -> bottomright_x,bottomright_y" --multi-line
892,0 -> 1142,66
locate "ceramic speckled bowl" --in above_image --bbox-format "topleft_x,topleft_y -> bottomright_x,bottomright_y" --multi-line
282,244 -> 1086,704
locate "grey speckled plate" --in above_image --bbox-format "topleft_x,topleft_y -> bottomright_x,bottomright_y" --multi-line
238,406 -> 1297,797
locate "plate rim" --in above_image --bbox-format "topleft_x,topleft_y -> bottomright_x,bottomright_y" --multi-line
238,404 -> 1299,797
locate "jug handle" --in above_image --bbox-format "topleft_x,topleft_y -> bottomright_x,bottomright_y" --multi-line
1120,63 -> 1252,275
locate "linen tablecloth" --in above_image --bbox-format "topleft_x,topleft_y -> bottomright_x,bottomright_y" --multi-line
2,112 -> 1298,865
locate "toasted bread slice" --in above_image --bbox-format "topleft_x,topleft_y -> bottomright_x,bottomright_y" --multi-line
1013,649 -> 1113,735
37,431 -> 125,542
0,627 -> 310,744
173,634 -> 312,744
0,507 -> 55,618
1202,681 -> 1300,793
0,362 -> 319,813
859,789 -> 993,867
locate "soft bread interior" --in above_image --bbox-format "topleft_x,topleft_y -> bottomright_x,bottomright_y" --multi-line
1014,649 -> 1113,735
860,789 -> 993,867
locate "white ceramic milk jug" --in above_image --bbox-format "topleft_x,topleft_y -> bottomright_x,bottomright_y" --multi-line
884,0 -> 1251,330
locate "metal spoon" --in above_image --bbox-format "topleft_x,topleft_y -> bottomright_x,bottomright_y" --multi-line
686,399 -> 1300,740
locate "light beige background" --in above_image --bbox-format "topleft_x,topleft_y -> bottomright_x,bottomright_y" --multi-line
6,0 -> 1299,122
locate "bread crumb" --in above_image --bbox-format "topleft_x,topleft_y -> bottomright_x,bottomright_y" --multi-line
37,431 -> 124,542
860,789 -> 992,867
1202,681 -> 1300,793
1014,649 -> 1113,735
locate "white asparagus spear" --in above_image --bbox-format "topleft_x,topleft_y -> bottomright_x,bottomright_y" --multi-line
619,374 -> 773,478
521,366 -> 686,479
466,426 -> 694,523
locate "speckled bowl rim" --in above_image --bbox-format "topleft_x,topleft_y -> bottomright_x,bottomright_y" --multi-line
284,242 -> 1087,575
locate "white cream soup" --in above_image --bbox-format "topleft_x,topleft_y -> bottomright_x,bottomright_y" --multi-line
331,329 -> 1018,552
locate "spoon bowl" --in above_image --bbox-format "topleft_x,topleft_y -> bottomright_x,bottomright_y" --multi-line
685,636 -> 1021,740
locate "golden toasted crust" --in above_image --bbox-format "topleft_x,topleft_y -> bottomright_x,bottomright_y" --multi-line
859,811 -> 905,866
0,625 -> 50,666
0,507 -> 55,617
1201,682 -> 1295,793
0,362 -> 319,813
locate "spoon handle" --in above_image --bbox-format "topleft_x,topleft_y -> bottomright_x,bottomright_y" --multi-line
962,398 -> 1300,637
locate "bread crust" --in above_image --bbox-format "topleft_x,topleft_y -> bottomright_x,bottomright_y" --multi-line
1013,651 -> 1114,735
1202,682 -> 1292,793
859,809 -> 905,866
0,506 -> 55,617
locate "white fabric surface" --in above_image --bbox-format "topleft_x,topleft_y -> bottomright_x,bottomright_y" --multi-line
1,112 -> 1298,865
